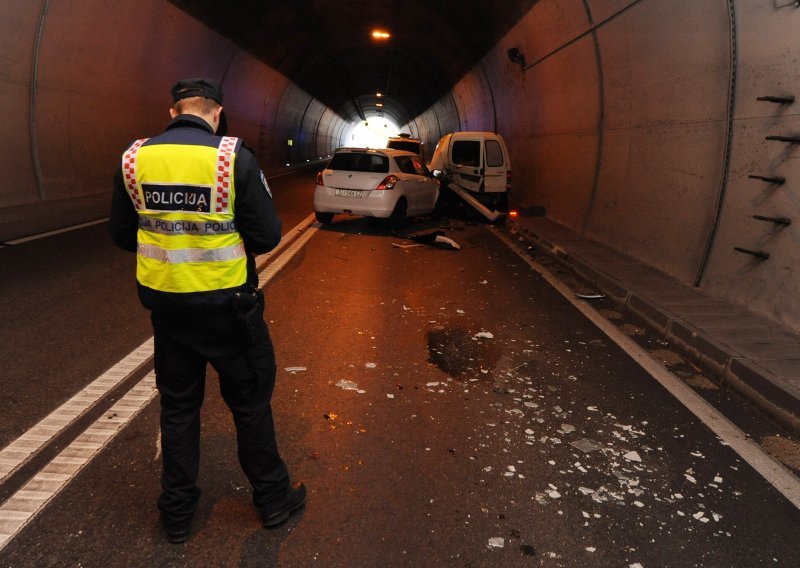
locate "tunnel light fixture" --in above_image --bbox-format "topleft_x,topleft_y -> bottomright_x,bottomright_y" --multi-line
376,103 -> 383,107
371,29 -> 391,40
376,92 -> 383,97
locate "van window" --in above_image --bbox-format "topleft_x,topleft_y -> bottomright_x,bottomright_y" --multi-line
329,152 -> 389,173
452,140 -> 481,167
485,140 -> 504,167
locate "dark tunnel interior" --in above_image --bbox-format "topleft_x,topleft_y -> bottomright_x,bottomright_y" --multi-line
168,0 -> 540,125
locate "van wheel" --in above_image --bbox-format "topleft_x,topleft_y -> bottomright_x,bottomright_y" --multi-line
388,198 -> 408,230
315,211 -> 334,224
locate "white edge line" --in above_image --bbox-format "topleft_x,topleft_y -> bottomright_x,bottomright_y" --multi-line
258,223 -> 319,287
0,215 -> 322,550
254,213 -> 316,272
1,166 -> 322,246
491,226 -> 800,510
0,214 -> 316,484
0,338 -> 154,484
4,219 -> 109,246
0,374 -> 157,551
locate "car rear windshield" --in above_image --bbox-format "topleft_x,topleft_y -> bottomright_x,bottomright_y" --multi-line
329,152 -> 389,173
387,140 -> 421,154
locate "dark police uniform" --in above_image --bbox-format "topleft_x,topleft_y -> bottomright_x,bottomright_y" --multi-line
110,79 -> 304,541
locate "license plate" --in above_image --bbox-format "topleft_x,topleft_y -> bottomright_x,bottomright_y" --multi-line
335,189 -> 364,198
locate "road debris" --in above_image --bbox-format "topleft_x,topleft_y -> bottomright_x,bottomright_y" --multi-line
395,229 -> 462,250
284,366 -> 307,373
335,379 -> 364,393
570,438 -> 604,453
487,537 -> 505,549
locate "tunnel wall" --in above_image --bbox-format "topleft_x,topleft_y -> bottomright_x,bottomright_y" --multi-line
413,0 -> 800,332
0,0 -> 343,243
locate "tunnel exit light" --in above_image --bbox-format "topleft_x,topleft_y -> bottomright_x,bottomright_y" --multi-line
371,29 -> 391,40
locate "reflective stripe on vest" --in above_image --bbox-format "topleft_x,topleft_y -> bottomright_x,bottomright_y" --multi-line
126,136 -> 248,293
138,242 -> 246,264
136,216 -> 238,236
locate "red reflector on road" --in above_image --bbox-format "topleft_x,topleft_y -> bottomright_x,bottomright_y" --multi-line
509,210 -> 519,219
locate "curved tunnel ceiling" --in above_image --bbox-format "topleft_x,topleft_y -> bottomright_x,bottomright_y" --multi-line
170,0 -> 540,125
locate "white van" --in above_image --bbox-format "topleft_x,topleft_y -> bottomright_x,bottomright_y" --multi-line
428,132 -> 511,210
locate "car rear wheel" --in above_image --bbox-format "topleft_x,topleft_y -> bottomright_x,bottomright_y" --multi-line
315,211 -> 334,224
388,197 -> 408,230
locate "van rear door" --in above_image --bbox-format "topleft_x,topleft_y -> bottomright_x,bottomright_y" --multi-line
450,136 -> 483,193
482,137 -> 507,194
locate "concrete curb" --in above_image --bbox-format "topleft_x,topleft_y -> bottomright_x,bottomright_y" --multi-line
514,222 -> 800,437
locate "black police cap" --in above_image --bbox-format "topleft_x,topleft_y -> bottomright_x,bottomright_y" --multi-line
171,78 -> 223,105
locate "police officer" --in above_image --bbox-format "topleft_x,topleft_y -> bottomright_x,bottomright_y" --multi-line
110,78 -> 305,543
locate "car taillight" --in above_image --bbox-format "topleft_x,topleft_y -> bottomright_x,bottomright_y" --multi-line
506,171 -> 512,191
375,174 -> 399,190
316,171 -> 324,186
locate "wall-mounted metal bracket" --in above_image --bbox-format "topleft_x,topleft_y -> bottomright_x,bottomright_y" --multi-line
752,214 -> 792,225
765,135 -> 800,143
734,247 -> 769,260
757,96 -> 795,104
748,174 -> 786,185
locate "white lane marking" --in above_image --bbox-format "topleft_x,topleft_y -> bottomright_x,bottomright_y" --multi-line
0,338 -> 153,484
3,219 -> 109,245
1,167 -> 320,246
0,373 -> 157,549
254,213 -> 316,272
0,215 -> 321,551
492,227 -> 800,510
257,223 -> 319,288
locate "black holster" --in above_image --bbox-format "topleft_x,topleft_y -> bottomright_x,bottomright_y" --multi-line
233,288 -> 264,345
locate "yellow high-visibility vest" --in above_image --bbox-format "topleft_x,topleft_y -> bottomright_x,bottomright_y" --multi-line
121,136 -> 247,293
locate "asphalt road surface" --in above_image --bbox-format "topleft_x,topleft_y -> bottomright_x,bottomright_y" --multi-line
0,169 -> 798,567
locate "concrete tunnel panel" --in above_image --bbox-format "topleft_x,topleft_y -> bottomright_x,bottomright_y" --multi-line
1,0 -> 798,333
699,1 -> 800,331
0,0 -> 340,242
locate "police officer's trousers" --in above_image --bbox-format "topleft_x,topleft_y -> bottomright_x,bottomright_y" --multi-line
151,305 -> 289,529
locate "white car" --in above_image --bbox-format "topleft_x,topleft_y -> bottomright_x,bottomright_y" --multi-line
314,148 -> 440,227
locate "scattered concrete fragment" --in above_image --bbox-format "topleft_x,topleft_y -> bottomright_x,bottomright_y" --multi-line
335,379 -> 359,391
561,424 -> 576,434
488,537 -> 505,548
284,366 -> 307,373
571,438 -> 604,453
473,331 -> 494,339
624,451 -> 642,463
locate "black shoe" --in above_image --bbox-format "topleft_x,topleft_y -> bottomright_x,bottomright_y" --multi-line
166,527 -> 190,544
162,516 -> 192,544
262,482 -> 307,528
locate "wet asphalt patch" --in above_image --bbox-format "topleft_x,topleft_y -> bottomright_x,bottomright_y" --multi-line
427,327 -> 502,380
